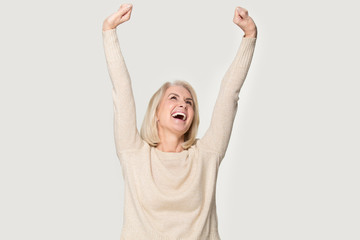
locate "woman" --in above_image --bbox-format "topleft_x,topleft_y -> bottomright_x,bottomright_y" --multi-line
102,3 -> 257,239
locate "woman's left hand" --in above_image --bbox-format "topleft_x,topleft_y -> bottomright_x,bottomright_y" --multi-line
233,6 -> 257,38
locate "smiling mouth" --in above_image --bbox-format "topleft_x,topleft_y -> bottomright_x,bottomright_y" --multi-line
171,112 -> 187,121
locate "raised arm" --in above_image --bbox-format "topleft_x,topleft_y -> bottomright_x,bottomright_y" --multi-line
102,3 -> 144,153
199,7 -> 257,161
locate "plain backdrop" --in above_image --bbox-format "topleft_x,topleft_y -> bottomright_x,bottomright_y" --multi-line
1,0 -> 359,239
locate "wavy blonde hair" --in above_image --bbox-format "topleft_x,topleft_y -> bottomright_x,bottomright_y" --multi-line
140,80 -> 199,149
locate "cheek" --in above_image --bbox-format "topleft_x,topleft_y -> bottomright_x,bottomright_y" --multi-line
166,101 -> 176,112
158,101 -> 173,118
189,109 -> 195,121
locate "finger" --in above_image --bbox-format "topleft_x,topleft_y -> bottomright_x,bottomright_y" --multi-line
118,3 -> 133,15
236,7 -> 248,19
119,3 -> 132,10
233,8 -> 241,21
122,8 -> 132,21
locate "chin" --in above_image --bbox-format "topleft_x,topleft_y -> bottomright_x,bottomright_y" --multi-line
169,123 -> 190,135
169,119 -> 191,134
172,127 -> 188,136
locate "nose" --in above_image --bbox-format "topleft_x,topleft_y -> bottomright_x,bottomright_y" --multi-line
179,101 -> 187,109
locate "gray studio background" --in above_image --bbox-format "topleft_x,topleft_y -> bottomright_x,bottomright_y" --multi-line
1,0 -> 359,239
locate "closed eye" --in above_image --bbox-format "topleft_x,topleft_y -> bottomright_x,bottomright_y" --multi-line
170,96 -> 177,100
186,101 -> 193,105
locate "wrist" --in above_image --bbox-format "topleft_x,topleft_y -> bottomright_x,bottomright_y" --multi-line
244,32 -> 257,38
244,33 -> 257,38
244,25 -> 257,38
244,30 -> 257,38
102,21 -> 115,31
103,27 -> 115,31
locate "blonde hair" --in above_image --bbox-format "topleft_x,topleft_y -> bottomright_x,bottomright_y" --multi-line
140,80 -> 199,149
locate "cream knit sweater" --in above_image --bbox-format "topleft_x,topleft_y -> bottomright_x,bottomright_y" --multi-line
102,28 -> 256,240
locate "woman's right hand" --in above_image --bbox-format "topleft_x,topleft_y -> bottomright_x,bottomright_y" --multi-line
102,3 -> 133,31
233,7 -> 257,38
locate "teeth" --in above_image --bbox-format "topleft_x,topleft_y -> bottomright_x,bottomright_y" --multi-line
172,112 -> 187,120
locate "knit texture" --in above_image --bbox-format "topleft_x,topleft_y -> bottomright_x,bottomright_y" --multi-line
102,28 -> 256,240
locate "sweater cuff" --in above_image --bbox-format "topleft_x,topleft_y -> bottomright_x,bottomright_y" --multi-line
102,28 -> 123,62
241,36 -> 257,46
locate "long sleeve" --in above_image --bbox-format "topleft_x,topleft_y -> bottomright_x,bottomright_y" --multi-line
102,28 -> 144,155
198,37 -> 256,161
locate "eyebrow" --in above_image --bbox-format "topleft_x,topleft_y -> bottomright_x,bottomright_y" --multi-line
168,93 -> 193,101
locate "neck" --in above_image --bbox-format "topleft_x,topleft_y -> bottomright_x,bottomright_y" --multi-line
157,129 -> 185,152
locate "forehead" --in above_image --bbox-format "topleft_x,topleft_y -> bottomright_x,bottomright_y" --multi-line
165,85 -> 192,98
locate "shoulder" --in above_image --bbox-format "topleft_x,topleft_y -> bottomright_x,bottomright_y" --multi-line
191,138 -> 223,165
116,140 -> 151,165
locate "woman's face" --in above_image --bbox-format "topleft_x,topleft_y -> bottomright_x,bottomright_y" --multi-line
156,85 -> 194,138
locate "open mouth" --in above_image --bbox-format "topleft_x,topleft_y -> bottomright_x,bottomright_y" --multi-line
171,112 -> 187,121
